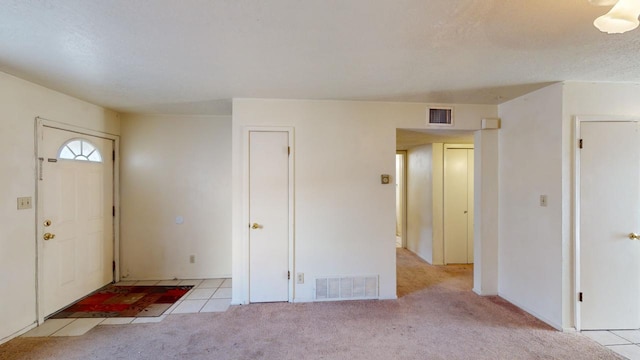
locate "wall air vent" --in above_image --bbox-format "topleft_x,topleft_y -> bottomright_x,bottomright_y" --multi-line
315,275 -> 378,301
428,107 -> 454,126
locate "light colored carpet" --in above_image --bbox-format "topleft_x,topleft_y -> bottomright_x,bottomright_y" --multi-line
0,249 -> 621,360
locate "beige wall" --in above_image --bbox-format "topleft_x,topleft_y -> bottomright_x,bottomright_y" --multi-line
473,129 -> 499,296
0,78 -> 499,340
120,114 -> 232,280
498,81 -> 640,331
498,83 -> 564,329
232,99 -> 497,303
407,144 -> 434,262
0,71 -> 120,343
406,143 -> 445,264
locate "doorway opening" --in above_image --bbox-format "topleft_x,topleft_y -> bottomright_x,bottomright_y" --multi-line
396,129 -> 474,276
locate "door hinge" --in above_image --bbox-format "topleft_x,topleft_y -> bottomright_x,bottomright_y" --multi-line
288,271 -> 290,280
113,261 -> 116,272
112,206 -> 115,217
38,157 -> 44,181
578,139 -> 583,149
112,150 -> 115,161
579,292 -> 583,302
288,146 -> 290,156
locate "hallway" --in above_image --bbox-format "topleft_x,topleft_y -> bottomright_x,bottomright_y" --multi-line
396,247 -> 473,297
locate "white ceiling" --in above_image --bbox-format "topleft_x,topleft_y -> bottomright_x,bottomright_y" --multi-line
1,0 -> 638,115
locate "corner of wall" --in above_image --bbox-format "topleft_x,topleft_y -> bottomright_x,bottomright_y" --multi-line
431,143 -> 444,265
497,84 -> 565,329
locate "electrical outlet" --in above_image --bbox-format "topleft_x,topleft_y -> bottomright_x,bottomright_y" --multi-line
296,273 -> 304,284
189,255 -> 195,264
17,197 -> 32,210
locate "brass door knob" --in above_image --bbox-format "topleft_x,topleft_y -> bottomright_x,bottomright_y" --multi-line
629,233 -> 640,240
251,223 -> 261,229
43,232 -> 56,241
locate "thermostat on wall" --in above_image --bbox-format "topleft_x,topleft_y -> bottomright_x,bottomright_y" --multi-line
381,174 -> 391,184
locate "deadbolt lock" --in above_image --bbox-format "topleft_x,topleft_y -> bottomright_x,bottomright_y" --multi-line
44,219 -> 52,227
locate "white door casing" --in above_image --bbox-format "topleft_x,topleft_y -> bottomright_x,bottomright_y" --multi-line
578,120 -> 640,330
38,123 -> 115,318
396,151 -> 407,248
467,149 -> 474,264
248,130 -> 290,303
444,146 -> 474,264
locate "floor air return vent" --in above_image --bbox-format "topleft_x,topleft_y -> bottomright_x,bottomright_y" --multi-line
315,276 -> 378,301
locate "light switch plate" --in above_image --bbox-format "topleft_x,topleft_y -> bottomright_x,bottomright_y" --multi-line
17,197 -> 32,210
540,195 -> 548,207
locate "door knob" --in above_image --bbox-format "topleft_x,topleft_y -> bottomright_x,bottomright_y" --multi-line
251,223 -> 261,229
43,233 -> 56,241
629,233 -> 640,240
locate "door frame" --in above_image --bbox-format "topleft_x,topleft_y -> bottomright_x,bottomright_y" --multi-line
242,126 -> 295,303
396,151 -> 407,248
573,115 -> 638,331
34,117 -> 120,324
443,144 -> 474,264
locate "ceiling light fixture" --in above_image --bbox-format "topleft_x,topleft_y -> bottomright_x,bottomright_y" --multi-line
591,0 -> 640,34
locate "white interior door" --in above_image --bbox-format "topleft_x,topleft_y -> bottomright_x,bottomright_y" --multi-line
444,148 -> 474,264
41,126 -> 114,316
580,121 -> 640,330
249,131 -> 289,303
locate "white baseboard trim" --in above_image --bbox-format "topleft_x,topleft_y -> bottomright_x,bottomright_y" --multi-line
0,322 -> 37,345
293,297 -> 314,303
498,293 -> 563,331
405,248 -> 435,265
230,298 -> 247,305
473,287 -> 498,296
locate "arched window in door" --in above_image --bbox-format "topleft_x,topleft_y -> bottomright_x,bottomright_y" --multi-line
58,138 -> 103,162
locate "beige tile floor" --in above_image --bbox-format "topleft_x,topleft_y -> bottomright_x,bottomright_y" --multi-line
583,330 -> 640,360
21,278 -> 232,338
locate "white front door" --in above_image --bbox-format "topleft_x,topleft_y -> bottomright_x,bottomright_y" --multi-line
580,121 -> 640,330
249,131 -> 290,303
444,148 -> 474,264
40,126 -> 114,316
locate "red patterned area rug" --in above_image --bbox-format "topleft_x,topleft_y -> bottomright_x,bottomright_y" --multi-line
50,285 -> 193,318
